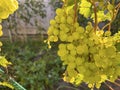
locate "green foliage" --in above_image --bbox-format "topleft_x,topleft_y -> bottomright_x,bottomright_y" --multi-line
79,0 -> 91,18
1,39 -> 64,90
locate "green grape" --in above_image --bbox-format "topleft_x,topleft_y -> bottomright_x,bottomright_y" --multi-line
60,16 -> 66,23
60,33 -> 67,41
67,55 -> 76,63
67,36 -> 74,42
72,32 -> 80,40
67,44 -> 75,50
75,74 -> 84,85
57,49 -> 68,57
48,35 -> 58,42
67,67 -> 78,77
70,50 -> 77,56
53,28 -> 59,35
68,63 -> 76,69
105,46 -> 116,56
75,57 -> 85,66
47,26 -> 54,35
68,8 -> 74,17
76,26 -> 85,33
89,47 -> 97,54
59,24 -> 66,30
86,23 -> 93,32
95,83 -> 101,89
74,22 -> 79,28
104,31 -> 111,36
55,16 -> 60,23
50,19 -> 56,25
61,55 -> 68,61
96,30 -> 104,37
76,44 -> 88,55
76,65 -> 86,74
56,8 -> 64,16
64,27 -> 70,33
67,16 -> 73,24
59,44 -> 66,49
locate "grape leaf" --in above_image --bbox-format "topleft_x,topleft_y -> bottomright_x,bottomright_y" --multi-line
79,0 -> 92,18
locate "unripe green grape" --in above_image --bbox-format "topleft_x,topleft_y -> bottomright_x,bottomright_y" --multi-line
75,57 -> 85,66
58,49 -> 68,57
68,8 -> 74,17
53,36 -> 58,42
64,27 -> 70,33
67,36 -> 74,42
55,16 -> 60,23
100,74 -> 107,82
60,33 -> 67,41
98,49 -> 105,57
95,83 -> 101,89
96,30 -> 104,37
48,35 -> 55,41
88,83 -> 94,89
47,26 -> 54,35
67,44 -> 75,50
67,67 -> 78,77
68,63 -> 76,69
87,40 -> 94,47
74,22 -> 79,28
76,66 -> 86,74
76,44 -> 88,55
72,32 -> 80,40
58,44 -> 66,49
50,19 -> 56,25
76,45 -> 84,55
67,16 -> 73,24
89,47 -> 97,54
104,31 -> 111,36
105,46 -> 116,56
75,74 -> 84,86
76,26 -> 84,33
70,50 -> 77,56
60,16 -> 66,23
67,55 -> 76,62
61,55 -> 68,61
0,25 -> 2,30
53,29 -> 59,35
86,22 -> 93,32
56,8 -> 64,16
59,24 -> 66,30
0,30 -> 3,36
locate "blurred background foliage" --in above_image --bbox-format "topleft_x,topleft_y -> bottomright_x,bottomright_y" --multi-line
0,39 -> 65,90
2,0 -> 46,42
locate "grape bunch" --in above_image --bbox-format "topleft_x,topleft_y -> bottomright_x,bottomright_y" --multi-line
47,7 -> 120,89
0,0 -> 18,51
0,0 -> 18,20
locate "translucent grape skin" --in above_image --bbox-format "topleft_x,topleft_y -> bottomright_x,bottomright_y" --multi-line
47,7 -> 120,90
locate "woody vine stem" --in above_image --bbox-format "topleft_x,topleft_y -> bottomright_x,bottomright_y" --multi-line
74,0 -> 77,23
91,0 -> 98,33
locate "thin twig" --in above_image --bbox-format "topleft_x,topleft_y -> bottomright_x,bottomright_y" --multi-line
74,0 -> 77,23
90,0 -> 98,33
107,80 -> 120,87
104,82 -> 114,90
117,78 -> 120,81
56,85 -> 79,90
102,2 -> 120,31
